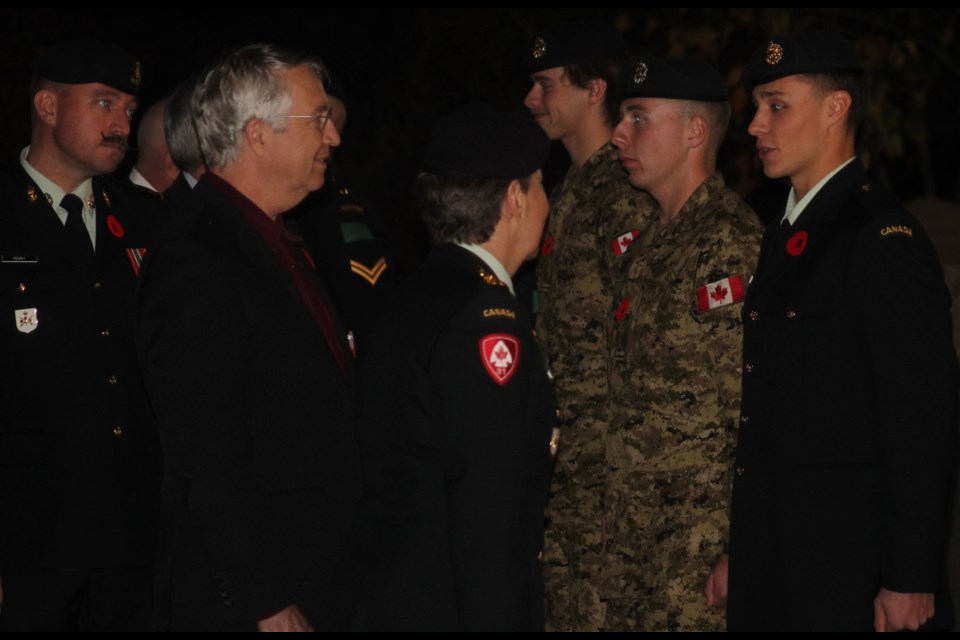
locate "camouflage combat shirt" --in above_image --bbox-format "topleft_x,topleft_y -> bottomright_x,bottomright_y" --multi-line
537,142 -> 657,631
603,174 -> 762,630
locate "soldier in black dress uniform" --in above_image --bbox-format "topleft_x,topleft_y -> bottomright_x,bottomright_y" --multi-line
0,39 -> 164,631
726,32 -> 958,632
351,104 -> 558,631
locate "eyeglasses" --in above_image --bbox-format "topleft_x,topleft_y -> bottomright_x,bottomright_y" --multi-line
278,110 -> 332,130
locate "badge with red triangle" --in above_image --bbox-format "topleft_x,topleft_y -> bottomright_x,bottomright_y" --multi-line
611,229 -> 640,256
479,333 -> 520,385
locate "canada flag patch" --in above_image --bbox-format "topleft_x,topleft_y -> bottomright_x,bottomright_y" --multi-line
696,276 -> 745,312
611,229 -> 640,256
480,334 -> 520,385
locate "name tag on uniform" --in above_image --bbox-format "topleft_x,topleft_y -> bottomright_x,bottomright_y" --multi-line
2,255 -> 38,264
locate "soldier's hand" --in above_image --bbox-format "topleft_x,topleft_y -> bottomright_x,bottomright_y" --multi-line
873,588 -> 934,631
704,553 -> 728,608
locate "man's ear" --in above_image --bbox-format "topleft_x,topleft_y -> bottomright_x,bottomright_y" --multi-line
243,118 -> 268,156
586,77 -> 608,106
34,90 -> 58,126
687,114 -> 708,150
826,90 -> 852,124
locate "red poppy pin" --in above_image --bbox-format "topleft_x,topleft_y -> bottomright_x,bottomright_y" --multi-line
540,235 -> 554,257
786,230 -> 807,256
106,214 -> 125,238
615,298 -> 631,322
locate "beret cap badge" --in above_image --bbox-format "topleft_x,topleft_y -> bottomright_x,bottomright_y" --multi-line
765,41 -> 784,65
532,36 -> 546,60
633,60 -> 649,84
131,61 -> 141,87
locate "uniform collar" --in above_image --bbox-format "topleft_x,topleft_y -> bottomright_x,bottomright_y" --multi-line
20,146 -> 95,211
782,156 -> 856,226
455,242 -> 515,295
128,166 -> 158,192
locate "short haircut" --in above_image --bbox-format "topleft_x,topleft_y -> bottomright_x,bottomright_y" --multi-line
677,99 -> 732,159
192,43 -> 328,169
801,72 -> 867,134
418,173 -> 532,245
564,50 -> 632,127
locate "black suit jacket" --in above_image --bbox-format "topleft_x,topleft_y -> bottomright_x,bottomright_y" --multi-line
161,172 -> 196,211
0,166 -> 163,573
351,244 -> 557,631
728,161 -> 959,630
135,177 -> 361,630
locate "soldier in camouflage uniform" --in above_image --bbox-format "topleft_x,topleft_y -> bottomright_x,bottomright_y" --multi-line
606,55 -> 763,630
522,22 -> 658,631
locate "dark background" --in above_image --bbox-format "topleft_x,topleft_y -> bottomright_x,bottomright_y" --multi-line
2,8 -> 958,267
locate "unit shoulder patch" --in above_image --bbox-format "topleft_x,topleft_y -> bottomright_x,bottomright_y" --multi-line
479,333 -> 520,385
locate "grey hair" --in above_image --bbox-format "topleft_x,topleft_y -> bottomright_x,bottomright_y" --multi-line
191,43 -> 329,169
164,77 -> 204,173
417,173 -> 531,245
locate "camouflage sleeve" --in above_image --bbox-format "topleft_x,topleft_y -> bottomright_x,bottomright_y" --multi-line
693,212 -> 762,553
597,180 -> 658,282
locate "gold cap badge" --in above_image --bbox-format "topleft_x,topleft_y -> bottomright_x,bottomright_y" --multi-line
633,60 -> 648,84
532,36 -> 546,60
765,41 -> 784,65
131,61 -> 141,87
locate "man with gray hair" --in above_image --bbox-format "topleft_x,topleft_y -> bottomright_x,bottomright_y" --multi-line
162,75 -> 206,204
136,43 -> 359,632
128,97 -> 179,193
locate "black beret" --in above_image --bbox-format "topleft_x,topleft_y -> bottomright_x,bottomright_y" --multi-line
423,104 -> 550,180
524,21 -> 626,73
743,31 -> 864,95
35,39 -> 141,96
618,55 -> 728,102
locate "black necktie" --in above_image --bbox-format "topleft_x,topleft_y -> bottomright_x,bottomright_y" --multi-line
61,194 -> 93,255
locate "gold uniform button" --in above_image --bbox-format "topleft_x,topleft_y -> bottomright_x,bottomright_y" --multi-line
786,310 -> 797,319
107,375 -> 118,385
739,415 -> 750,425
736,466 -> 745,477
112,425 -> 123,437
101,328 -> 110,337
93,281 -> 102,290
18,283 -> 27,293
744,364 -> 754,374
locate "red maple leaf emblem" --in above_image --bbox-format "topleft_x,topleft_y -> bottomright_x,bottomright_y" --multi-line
621,235 -> 633,248
711,283 -> 728,302
494,345 -> 509,361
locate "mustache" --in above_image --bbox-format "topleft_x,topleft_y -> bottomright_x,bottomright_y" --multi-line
101,133 -> 128,150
